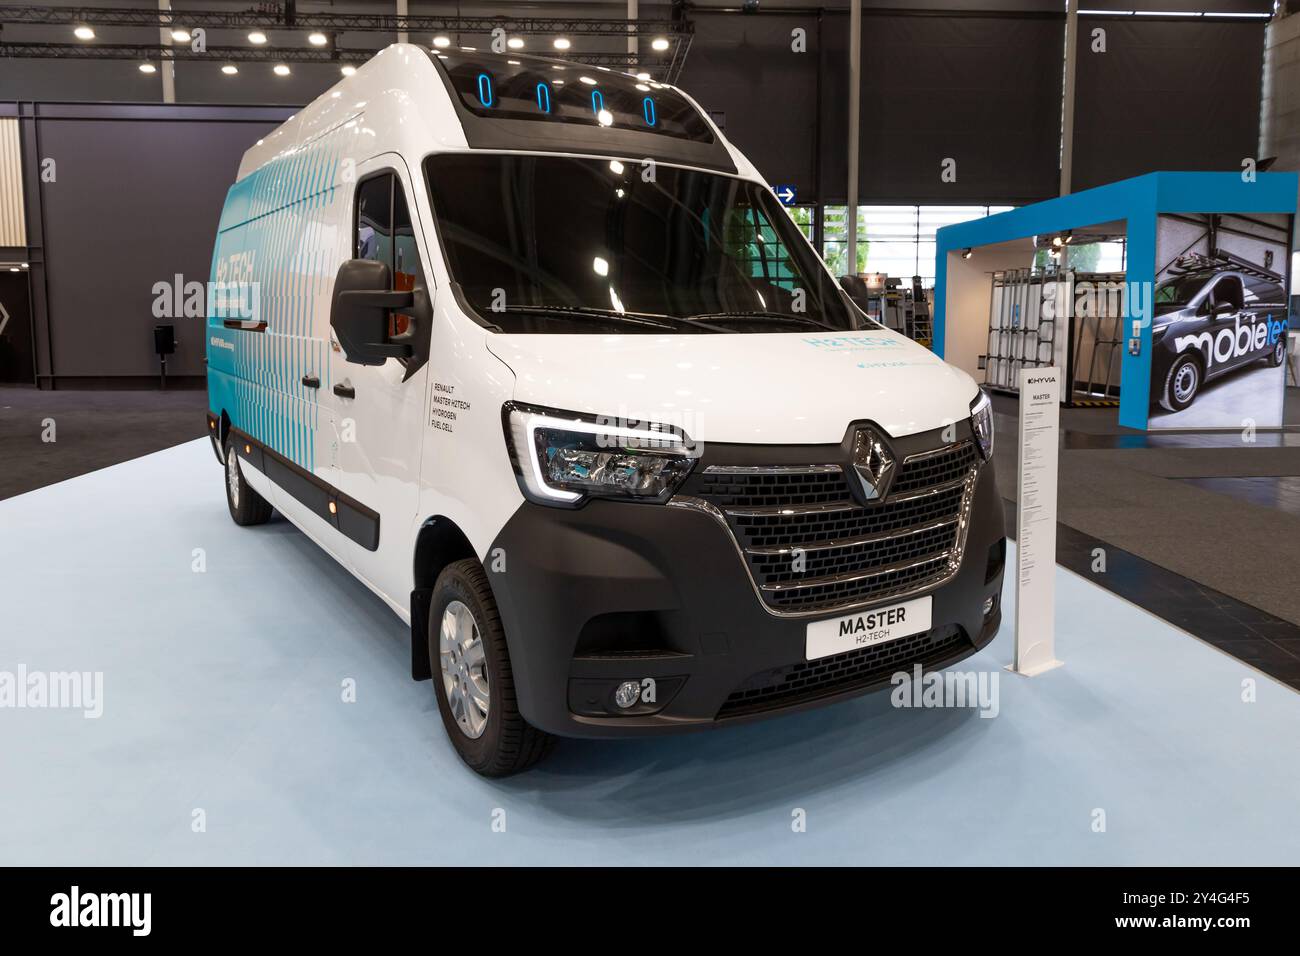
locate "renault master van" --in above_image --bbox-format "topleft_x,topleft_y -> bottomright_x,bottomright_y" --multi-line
206,44 -> 1006,775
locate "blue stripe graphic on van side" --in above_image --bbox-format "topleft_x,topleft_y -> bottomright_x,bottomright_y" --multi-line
206,131 -> 345,477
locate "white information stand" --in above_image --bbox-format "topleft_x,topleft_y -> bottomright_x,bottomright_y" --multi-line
1008,366 -> 1063,676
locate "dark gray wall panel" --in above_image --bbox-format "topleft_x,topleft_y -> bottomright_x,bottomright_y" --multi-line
34,106 -> 290,378
1072,20 -> 1268,191
820,13 -> 1064,205
679,12 -> 822,201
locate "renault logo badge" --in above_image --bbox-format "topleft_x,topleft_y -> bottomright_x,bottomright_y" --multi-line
850,426 -> 896,503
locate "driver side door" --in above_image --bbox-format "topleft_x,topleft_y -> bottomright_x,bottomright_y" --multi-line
326,157 -> 433,605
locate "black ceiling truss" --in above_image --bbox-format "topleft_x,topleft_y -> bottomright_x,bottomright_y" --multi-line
0,41 -> 666,74
0,5 -> 690,37
0,6 -> 694,79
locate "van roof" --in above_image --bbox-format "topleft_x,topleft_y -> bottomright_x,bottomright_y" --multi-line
237,43 -> 740,183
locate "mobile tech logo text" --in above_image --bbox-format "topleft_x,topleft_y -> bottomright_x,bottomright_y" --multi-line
1174,312 -> 1286,370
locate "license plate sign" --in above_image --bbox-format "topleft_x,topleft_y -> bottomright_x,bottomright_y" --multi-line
805,596 -> 932,661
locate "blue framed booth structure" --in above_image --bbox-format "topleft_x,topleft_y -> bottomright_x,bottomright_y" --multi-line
933,172 -> 1297,430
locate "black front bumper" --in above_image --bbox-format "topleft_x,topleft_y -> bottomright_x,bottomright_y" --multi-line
486,452 -> 1006,739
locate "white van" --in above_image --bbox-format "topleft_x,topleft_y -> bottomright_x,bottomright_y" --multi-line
206,44 -> 1006,775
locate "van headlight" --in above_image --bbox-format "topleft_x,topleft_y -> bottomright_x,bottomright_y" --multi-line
503,404 -> 699,507
970,389 -> 994,460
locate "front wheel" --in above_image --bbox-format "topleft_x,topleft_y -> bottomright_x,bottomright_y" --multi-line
429,559 -> 555,776
1265,337 -> 1286,368
1159,353 -> 1201,412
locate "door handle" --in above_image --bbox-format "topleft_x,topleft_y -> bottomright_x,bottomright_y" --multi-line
301,374 -> 320,389
333,383 -> 355,399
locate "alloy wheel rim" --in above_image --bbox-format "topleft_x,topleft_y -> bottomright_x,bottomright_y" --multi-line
226,449 -> 240,507
439,599 -> 489,739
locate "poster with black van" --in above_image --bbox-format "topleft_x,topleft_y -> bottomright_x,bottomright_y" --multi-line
1150,212 -> 1292,429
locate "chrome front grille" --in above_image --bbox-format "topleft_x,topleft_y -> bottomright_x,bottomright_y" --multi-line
671,440 -> 980,617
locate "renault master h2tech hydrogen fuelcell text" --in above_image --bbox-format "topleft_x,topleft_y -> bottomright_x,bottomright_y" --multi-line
206,44 -> 1006,775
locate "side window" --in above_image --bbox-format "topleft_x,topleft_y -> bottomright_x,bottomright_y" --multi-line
392,183 -> 422,337
356,174 -> 393,264
1210,275 -> 1244,311
354,173 -> 423,338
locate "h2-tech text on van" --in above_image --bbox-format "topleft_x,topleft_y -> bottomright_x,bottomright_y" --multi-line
206,45 -> 1006,775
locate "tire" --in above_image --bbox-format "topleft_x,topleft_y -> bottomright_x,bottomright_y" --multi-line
429,558 -> 555,776
223,432 -> 273,526
1265,337 -> 1286,368
1159,352 -> 1201,412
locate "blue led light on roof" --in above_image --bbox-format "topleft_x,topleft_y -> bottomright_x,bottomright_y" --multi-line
590,89 -> 604,116
476,72 -> 494,107
642,97 -> 657,127
535,82 -> 551,114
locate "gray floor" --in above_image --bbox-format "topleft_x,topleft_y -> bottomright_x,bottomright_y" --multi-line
5,440 -> 1300,865
992,388 -> 1300,626
0,386 -> 208,500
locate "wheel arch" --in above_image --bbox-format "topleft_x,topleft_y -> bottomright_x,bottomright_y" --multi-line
409,515 -> 479,681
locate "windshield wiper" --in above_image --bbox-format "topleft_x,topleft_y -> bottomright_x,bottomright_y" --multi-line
496,304 -> 692,331
685,310 -> 837,331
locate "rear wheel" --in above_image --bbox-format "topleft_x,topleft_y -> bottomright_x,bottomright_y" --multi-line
223,433 -> 273,526
1160,353 -> 1201,412
429,558 -> 555,776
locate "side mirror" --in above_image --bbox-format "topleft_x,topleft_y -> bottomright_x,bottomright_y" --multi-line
330,259 -> 415,366
1212,300 -> 1236,317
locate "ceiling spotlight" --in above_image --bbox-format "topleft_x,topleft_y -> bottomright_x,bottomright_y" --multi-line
579,76 -> 596,85
651,37 -> 670,51
248,31 -> 268,45
1050,234 -> 1064,248
73,26 -> 95,41
596,109 -> 614,127
171,29 -> 191,43
221,64 -> 238,75
961,248 -> 973,259
341,65 -> 357,76
553,37 -> 571,50
635,83 -> 650,92
507,37 -> 525,50
308,32 -> 328,47
273,64 -> 291,76
432,35 -> 451,48
139,62 -> 157,73
635,71 -> 651,81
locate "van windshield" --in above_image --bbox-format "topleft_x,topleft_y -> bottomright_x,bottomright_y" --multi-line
1154,273 -> 1208,311
424,154 -> 861,334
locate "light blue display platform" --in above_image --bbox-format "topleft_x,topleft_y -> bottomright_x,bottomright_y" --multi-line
2,440 -> 1297,865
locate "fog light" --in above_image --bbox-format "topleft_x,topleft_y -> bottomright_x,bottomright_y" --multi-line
614,680 -> 641,710
982,596 -> 995,617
